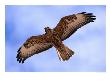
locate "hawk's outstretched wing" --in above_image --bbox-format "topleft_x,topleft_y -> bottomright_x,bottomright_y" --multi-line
16,34 -> 53,63
54,12 -> 96,41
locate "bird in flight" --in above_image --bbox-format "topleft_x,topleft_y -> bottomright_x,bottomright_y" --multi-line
16,12 -> 96,63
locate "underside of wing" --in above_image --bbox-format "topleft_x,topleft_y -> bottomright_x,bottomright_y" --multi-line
16,34 -> 53,63
54,12 -> 96,41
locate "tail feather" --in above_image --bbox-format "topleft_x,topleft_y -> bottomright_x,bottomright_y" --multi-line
56,45 -> 74,61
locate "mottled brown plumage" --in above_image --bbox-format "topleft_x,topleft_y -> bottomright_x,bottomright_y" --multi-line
16,12 -> 96,63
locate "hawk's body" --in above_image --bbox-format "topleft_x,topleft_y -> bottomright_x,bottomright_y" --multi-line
17,12 -> 96,63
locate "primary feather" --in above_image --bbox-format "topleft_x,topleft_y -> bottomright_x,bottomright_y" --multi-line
17,34 -> 53,63
54,12 -> 96,41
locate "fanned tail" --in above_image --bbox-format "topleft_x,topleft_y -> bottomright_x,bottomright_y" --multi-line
56,44 -> 74,61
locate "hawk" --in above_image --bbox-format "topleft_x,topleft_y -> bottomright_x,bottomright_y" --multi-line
16,12 -> 96,63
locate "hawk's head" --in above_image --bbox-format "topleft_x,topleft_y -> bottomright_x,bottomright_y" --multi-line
44,27 -> 53,33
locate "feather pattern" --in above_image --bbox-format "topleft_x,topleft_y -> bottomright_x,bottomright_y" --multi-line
17,12 -> 96,63
16,34 -> 53,63
54,12 -> 96,41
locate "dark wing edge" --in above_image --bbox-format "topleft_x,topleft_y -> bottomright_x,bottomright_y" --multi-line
16,34 -> 53,63
54,12 -> 96,41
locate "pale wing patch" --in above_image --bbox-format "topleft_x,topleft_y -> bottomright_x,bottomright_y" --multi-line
17,43 -> 52,63
62,14 -> 85,40
20,44 -> 43,57
59,12 -> 96,40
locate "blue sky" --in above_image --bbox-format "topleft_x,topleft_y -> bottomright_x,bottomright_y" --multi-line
5,5 -> 106,72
